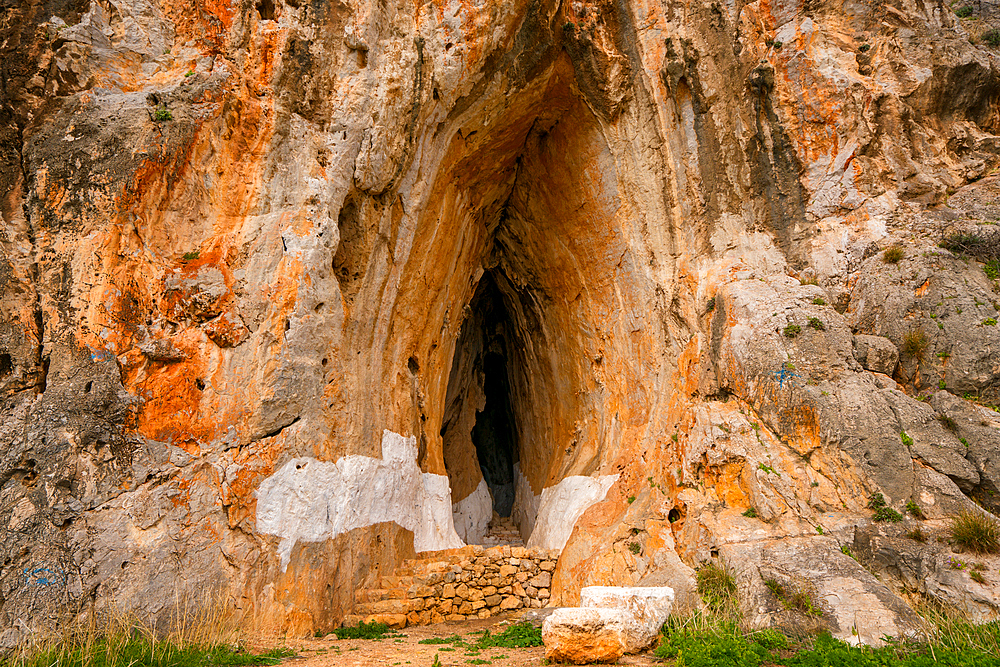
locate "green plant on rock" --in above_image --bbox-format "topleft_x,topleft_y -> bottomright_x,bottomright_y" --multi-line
629,542 -> 642,554
986,259 -> 1000,280
907,527 -> 928,542
807,317 -> 826,331
906,499 -> 926,519
900,431 -> 914,447
984,318 -> 997,326
743,507 -> 759,518
182,250 -> 200,261
883,245 -> 905,263
764,578 -> 823,617
901,329 -> 929,358
955,5 -> 974,17
812,297 -> 827,305
938,414 -> 958,432
783,323 -> 802,338
949,511 -> 1000,554
153,105 -> 173,121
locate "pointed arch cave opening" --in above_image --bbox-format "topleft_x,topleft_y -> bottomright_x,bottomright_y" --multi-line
442,268 -> 532,545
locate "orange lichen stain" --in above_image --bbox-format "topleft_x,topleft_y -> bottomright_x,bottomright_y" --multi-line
915,278 -> 931,297
705,461 -> 751,508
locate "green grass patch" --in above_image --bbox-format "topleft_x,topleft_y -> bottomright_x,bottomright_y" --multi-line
473,622 -> 542,649
654,620 -> 1000,667
333,620 -> 393,640
13,638 -> 293,667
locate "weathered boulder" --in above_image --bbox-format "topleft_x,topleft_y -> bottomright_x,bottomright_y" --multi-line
852,335 -> 899,376
931,390 -> 1000,513
542,607 -> 630,664
722,537 -> 924,647
579,586 -> 674,652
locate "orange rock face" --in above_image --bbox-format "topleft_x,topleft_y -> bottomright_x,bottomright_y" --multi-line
2,0 -> 1000,642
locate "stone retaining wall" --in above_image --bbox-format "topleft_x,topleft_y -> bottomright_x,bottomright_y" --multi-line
346,544 -> 559,628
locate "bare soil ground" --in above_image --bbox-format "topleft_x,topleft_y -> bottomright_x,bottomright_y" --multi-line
262,615 -> 659,667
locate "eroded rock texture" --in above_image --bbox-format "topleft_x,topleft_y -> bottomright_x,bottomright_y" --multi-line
3,0 -> 1000,641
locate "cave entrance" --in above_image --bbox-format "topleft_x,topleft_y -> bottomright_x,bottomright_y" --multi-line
443,270 -> 530,546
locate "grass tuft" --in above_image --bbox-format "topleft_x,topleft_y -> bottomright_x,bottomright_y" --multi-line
883,245 -> 905,263
949,511 -> 1000,554
901,329 -> 929,358
697,562 -> 738,615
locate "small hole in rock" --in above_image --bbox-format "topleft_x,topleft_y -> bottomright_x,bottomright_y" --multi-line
433,88 -> 440,100
321,358 -> 328,367
710,548 -> 719,558
668,508 -> 681,523
0,353 -> 12,378
314,302 -> 325,313
407,356 -> 420,374
84,381 -> 93,393
445,42 -> 453,50
196,378 -> 206,390
256,0 -> 275,20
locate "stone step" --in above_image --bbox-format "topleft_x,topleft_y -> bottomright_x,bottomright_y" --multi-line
354,597 -> 426,615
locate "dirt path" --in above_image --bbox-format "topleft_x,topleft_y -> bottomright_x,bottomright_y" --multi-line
266,615 -> 660,667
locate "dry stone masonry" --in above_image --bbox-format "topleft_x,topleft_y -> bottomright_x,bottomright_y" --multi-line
346,545 -> 558,629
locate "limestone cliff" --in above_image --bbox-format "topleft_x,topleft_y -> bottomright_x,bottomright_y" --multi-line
2,0 -> 1000,642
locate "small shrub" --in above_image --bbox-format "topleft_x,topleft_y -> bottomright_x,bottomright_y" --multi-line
971,570 -> 987,584
949,510 -> 1000,554
706,296 -> 716,312
783,324 -> 802,338
868,492 -> 888,510
629,542 -> 641,554
873,506 -> 904,523
882,245 -> 905,263
906,499 -> 925,519
906,527 -> 927,542
333,620 -> 392,639
185,69 -> 195,76
938,414 -> 958,432
807,317 -> 825,331
955,5 -> 974,17
182,250 -> 200,261
985,259 -> 1000,280
627,495 -> 636,504
772,40 -> 783,49
799,275 -> 819,285
743,507 -> 759,518
901,329 -> 929,358
940,230 -> 1000,263
984,317 -> 997,326
984,29 -> 1000,48
900,431 -> 914,447
697,562 -> 738,613
812,297 -> 826,305
153,105 -> 173,121
840,544 -> 857,560
858,43 -> 871,52
765,578 -> 822,616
